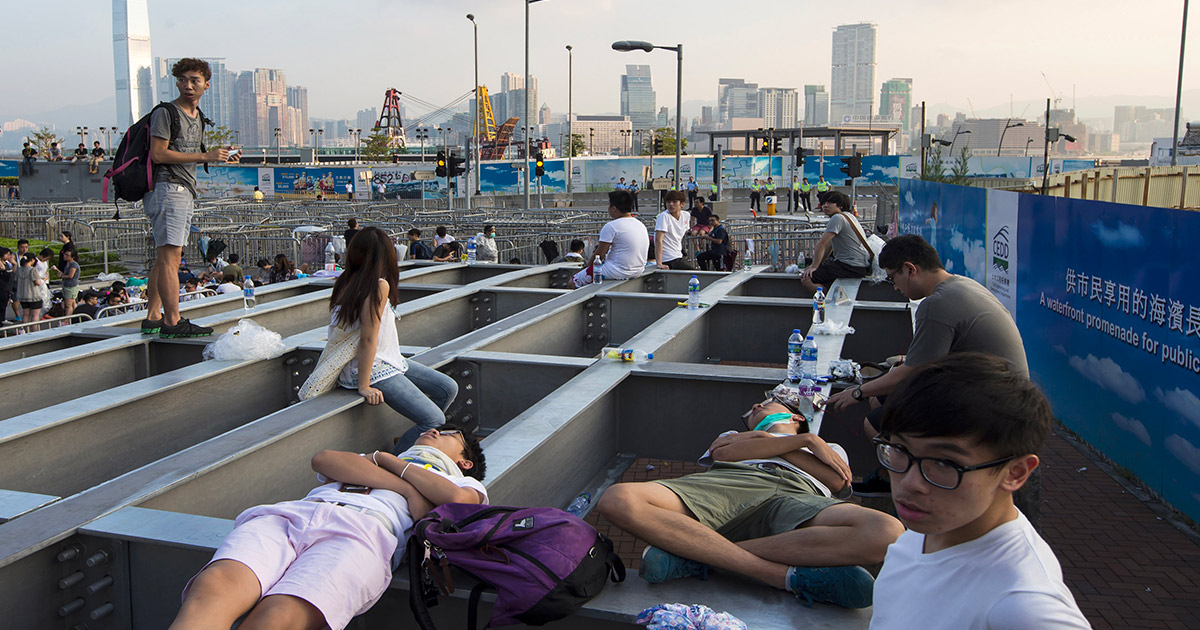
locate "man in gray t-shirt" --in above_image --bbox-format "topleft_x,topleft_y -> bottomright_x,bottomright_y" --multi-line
140,58 -> 229,340
801,190 -> 871,292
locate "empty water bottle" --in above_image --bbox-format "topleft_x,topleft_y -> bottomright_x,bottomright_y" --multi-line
324,241 -> 336,272
687,275 -> 700,310
812,287 -> 826,325
593,256 -> 603,285
566,492 -> 591,517
242,279 -> 256,310
801,334 -> 818,380
466,237 -> 477,264
786,329 -> 804,383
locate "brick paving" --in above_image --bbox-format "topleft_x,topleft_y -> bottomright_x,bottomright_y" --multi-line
586,432 -> 1200,629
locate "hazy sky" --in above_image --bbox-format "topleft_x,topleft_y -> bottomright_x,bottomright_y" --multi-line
2,0 -> 1194,123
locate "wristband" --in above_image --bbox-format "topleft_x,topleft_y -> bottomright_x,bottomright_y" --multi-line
371,450 -> 380,466
400,462 -> 411,479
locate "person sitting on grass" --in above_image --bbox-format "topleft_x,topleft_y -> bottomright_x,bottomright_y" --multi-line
167,426 -> 486,630
596,389 -> 904,609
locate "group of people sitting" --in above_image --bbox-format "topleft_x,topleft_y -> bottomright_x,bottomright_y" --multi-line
401,224 -> 504,263
163,225 -> 1089,630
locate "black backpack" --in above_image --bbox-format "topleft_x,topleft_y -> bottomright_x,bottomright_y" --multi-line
102,102 -> 210,206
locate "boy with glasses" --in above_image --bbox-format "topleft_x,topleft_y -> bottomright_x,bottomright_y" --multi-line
596,390 -> 904,609
168,426 -> 486,630
869,353 -> 1089,628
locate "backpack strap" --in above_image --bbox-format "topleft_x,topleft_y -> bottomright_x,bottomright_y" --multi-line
407,534 -> 440,630
607,551 -> 627,583
842,212 -> 875,263
467,583 -> 490,630
197,106 -> 210,174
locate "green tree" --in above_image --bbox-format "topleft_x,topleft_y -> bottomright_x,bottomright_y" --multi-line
921,144 -> 947,183
568,133 -> 586,158
204,125 -> 236,148
361,127 -> 391,161
948,143 -> 973,185
648,126 -> 686,155
28,127 -> 65,161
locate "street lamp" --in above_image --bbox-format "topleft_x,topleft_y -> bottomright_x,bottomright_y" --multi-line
275,128 -> 283,163
76,126 -> 88,147
997,120 -> 1024,156
317,129 -> 324,161
416,128 -> 430,162
588,128 -> 595,155
949,128 -> 971,153
233,129 -> 240,147
524,0 -> 549,210
468,14 -> 480,200
1025,137 -> 1035,157
619,129 -> 632,155
566,44 -> 573,195
350,128 -> 362,162
612,40 -> 683,189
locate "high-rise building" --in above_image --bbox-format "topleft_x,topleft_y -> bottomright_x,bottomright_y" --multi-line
879,78 -> 912,129
237,68 -> 288,146
804,85 -> 830,126
572,115 -> 633,155
830,23 -> 877,123
539,104 -> 552,125
657,106 -> 670,128
718,78 -> 759,124
701,106 -> 714,125
113,0 -> 154,128
500,73 -> 538,129
620,65 -> 656,131
155,58 -> 235,129
286,85 -> 309,147
357,108 -> 378,132
758,88 -> 798,129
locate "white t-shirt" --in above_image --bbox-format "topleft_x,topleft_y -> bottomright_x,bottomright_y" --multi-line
434,234 -> 455,248
216,282 -> 240,294
697,430 -> 846,498
654,210 -> 692,263
871,512 -> 1090,630
597,216 -> 650,280
310,451 -> 488,569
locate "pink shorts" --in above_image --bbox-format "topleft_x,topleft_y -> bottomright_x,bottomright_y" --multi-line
184,501 -> 397,630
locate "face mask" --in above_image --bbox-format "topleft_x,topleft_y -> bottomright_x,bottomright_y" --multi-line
489,233 -> 495,238
752,412 -> 794,433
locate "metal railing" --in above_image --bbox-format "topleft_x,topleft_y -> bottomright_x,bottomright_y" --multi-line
0,313 -> 93,338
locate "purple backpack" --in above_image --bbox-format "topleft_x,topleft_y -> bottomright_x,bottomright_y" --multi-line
407,504 -> 625,628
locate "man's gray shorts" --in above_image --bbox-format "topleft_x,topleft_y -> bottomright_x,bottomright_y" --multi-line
143,182 -> 195,247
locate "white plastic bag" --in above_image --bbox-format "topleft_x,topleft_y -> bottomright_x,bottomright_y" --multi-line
202,319 -> 286,361
96,272 -> 125,282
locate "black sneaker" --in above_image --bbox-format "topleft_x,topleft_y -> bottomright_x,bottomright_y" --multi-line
852,469 -> 892,497
159,318 -> 213,338
140,318 -> 163,335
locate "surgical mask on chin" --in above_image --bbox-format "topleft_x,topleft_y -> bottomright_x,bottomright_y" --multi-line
753,412 -> 794,433
489,233 -> 495,238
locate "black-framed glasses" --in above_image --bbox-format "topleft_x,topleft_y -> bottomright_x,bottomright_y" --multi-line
872,437 -> 1016,490
884,263 -> 908,286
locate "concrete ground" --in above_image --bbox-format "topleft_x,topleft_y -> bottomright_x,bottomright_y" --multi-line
587,430 -> 1200,629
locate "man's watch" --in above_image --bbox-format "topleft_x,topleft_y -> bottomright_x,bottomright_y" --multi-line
851,386 -> 864,401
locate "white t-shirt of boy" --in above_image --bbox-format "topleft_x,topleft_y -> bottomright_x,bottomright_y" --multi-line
871,511 -> 1090,630
597,216 -> 650,280
654,210 -> 692,263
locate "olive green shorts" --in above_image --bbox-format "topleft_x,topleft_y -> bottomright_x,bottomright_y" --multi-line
655,462 -> 841,541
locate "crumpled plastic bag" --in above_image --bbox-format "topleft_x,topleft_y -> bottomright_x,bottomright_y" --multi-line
202,319 -> 286,361
636,604 -> 747,630
96,272 -> 125,282
809,321 -> 856,335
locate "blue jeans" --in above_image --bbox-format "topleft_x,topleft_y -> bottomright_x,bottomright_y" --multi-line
377,361 -> 459,454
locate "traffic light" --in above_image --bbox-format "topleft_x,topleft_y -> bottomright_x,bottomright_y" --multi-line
450,152 -> 466,177
839,153 -> 863,179
773,138 -> 782,153
759,138 -> 769,153
796,147 -> 807,166
435,150 -> 447,177
535,152 -> 545,177
653,138 -> 663,154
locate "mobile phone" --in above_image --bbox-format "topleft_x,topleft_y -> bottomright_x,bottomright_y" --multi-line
811,392 -> 827,411
340,483 -> 371,494
228,148 -> 241,157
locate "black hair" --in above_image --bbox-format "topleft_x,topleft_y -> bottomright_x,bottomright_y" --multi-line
508,257 -> 521,264
348,218 -> 358,228
408,228 -> 422,237
710,214 -> 721,221
17,239 -> 28,246
330,227 -> 398,329
256,258 -> 270,268
878,234 -> 944,272
61,230 -> 72,240
569,239 -> 585,253
221,271 -> 236,283
172,58 -> 212,81
824,190 -> 852,211
0,247 -> 9,258
608,190 -> 633,214
441,422 -> 487,481
435,226 -> 447,237
227,253 -> 239,264
38,247 -> 53,258
483,224 -> 494,234
880,353 -> 1052,459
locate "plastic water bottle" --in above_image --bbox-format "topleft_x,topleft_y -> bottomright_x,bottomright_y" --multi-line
801,334 -> 818,380
566,492 -> 591,517
787,329 -> 804,383
324,241 -> 335,272
797,376 -> 817,417
466,237 -> 477,264
798,252 -> 806,271
593,256 -> 603,285
812,287 -> 826,326
242,279 -> 256,310
687,275 -> 700,310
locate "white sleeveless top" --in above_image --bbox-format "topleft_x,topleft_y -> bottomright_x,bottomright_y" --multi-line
334,280 -> 408,387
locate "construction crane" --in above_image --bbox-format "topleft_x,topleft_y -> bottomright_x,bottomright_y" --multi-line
476,85 -> 497,141
1040,72 -> 1063,112
376,88 -> 407,149
475,85 -> 521,160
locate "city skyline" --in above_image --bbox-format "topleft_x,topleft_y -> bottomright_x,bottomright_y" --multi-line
2,1 -> 1196,130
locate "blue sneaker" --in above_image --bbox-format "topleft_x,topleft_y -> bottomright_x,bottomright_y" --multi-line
639,545 -> 709,583
787,565 -> 874,609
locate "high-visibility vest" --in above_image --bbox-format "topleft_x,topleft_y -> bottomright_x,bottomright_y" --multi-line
792,182 -> 800,191
816,180 -> 830,192
800,182 -> 812,192
751,182 -> 761,191
711,183 -> 718,193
